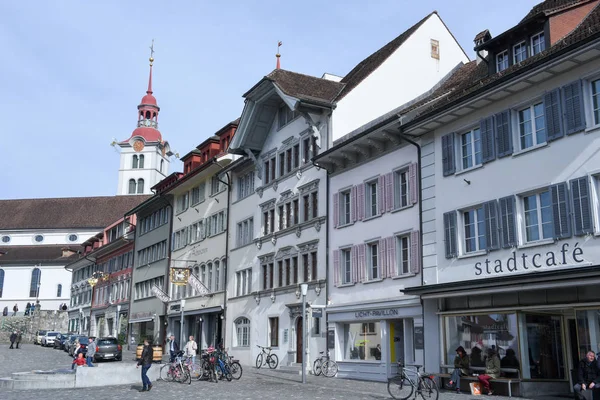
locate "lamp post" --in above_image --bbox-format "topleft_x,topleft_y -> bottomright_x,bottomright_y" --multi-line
87,271 -> 106,337
180,299 -> 186,347
300,283 -> 308,384
79,307 -> 83,334
116,304 -> 122,337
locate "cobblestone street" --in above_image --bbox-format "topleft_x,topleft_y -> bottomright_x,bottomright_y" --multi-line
0,344 -> 569,400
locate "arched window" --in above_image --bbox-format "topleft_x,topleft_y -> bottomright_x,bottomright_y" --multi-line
214,260 -> 220,292
145,111 -> 151,119
56,284 -> 62,297
30,268 -> 41,298
160,159 -> 164,173
128,179 -> 136,194
0,269 -> 4,298
234,317 -> 250,347
139,155 -> 145,168
137,179 -> 144,194
207,262 -> 213,292
132,155 -> 138,169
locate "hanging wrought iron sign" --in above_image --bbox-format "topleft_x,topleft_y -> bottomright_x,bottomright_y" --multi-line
170,266 -> 190,286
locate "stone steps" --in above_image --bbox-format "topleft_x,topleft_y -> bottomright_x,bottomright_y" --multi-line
0,370 -> 76,389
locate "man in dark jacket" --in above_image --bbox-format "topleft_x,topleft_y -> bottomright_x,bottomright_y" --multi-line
9,331 -> 16,349
575,351 -> 600,397
136,338 -> 153,392
168,335 -> 179,363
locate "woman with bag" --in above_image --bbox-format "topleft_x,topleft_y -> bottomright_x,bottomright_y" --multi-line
184,335 -> 198,365
478,348 -> 501,395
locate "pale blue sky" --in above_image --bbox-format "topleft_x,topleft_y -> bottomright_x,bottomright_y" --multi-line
0,0 -> 538,200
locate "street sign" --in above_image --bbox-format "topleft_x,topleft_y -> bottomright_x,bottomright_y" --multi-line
312,308 -> 323,318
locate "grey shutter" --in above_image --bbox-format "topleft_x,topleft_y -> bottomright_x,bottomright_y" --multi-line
480,117 -> 496,163
550,182 -> 572,239
499,195 -> 517,248
484,200 -> 500,250
562,80 -> 586,135
571,176 -> 594,236
544,89 -> 563,141
495,110 -> 513,157
441,133 -> 455,176
443,211 -> 457,258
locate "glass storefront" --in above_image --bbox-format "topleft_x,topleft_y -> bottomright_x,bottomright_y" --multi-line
343,322 -> 382,361
576,309 -> 600,361
523,314 -> 564,379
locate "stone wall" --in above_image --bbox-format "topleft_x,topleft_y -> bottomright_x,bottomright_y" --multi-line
0,310 -> 69,343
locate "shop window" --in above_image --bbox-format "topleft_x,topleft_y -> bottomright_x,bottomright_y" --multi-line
523,314 -> 565,379
576,309 -> 600,362
343,321 -> 381,361
269,317 -> 279,347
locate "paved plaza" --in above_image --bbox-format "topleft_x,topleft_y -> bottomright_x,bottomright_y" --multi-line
0,344 -> 571,400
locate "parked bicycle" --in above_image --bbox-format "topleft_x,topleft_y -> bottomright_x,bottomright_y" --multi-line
218,349 -> 243,379
255,345 -> 279,369
387,361 -> 438,400
214,349 -> 233,381
199,347 -> 218,383
159,351 -> 191,384
313,350 -> 338,377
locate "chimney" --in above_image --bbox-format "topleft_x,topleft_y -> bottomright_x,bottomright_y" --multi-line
474,29 -> 492,65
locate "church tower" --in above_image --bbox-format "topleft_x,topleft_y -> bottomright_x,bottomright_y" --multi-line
117,44 -> 172,195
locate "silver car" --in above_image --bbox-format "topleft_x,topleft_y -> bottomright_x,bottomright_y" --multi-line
41,331 -> 60,347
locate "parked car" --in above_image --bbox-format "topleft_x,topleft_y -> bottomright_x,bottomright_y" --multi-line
53,333 -> 69,349
93,337 -> 122,361
41,331 -> 60,347
35,330 -> 47,345
63,334 -> 78,352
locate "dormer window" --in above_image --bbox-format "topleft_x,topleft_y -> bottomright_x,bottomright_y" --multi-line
278,106 -> 298,129
513,41 -> 527,64
497,50 -> 509,72
531,32 -> 545,56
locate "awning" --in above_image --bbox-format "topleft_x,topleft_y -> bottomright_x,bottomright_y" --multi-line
402,265 -> 600,299
129,317 -> 155,324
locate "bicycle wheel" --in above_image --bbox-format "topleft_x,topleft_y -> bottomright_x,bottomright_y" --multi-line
199,360 -> 210,380
180,366 -> 191,385
160,364 -> 174,382
267,353 -> 278,369
313,359 -> 322,376
418,376 -> 439,400
387,375 -> 414,400
230,361 -> 243,380
255,353 -> 264,369
322,360 -> 338,377
223,365 -> 233,382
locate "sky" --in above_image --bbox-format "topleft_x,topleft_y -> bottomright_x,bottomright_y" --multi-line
0,0 -> 540,200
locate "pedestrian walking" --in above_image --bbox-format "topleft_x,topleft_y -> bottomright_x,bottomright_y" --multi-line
86,337 -> 96,367
168,334 -> 179,362
9,331 -> 16,349
136,338 -> 153,392
16,331 -> 22,349
12,303 -> 18,316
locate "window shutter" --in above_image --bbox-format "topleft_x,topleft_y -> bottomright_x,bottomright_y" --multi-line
386,236 -> 395,278
544,88 -> 563,141
333,193 -> 339,228
357,184 -> 365,221
484,200 -> 500,250
358,244 -> 366,283
378,175 -> 385,214
571,176 -> 594,236
550,182 -> 572,239
495,110 -> 513,158
379,239 -> 387,278
562,80 -> 586,135
443,211 -> 457,258
441,132 -> 456,176
351,186 -> 357,222
333,250 -> 340,287
499,195 -> 517,248
409,163 -> 418,204
351,246 -> 358,283
480,117 -> 496,163
385,172 -> 394,212
410,230 -> 421,274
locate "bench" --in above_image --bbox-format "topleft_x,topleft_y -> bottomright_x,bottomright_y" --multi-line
434,365 -> 521,397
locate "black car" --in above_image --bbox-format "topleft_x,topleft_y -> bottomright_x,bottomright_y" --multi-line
53,333 -> 69,349
94,337 -> 123,361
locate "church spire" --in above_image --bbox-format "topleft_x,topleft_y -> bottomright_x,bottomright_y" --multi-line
147,39 -> 154,95
276,41 -> 282,69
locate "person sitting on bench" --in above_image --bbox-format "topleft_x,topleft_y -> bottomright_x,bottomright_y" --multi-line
478,348 -> 501,395
574,350 -> 600,397
446,346 -> 470,393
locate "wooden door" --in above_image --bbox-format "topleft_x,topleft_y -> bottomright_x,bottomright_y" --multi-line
296,317 -> 303,364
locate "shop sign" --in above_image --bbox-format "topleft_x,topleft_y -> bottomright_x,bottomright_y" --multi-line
414,326 -> 424,350
474,242 -> 586,276
188,273 -> 210,296
152,285 -> 170,303
354,308 -> 400,319
312,308 -> 323,318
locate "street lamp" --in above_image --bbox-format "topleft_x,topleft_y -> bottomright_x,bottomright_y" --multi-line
78,307 -> 83,334
87,271 -> 107,336
300,283 -> 308,384
116,304 -> 122,337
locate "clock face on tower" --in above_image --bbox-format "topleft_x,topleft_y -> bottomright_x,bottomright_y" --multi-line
133,140 -> 145,152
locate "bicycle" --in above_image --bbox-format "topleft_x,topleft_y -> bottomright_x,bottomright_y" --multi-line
159,351 -> 191,384
199,347 -> 219,383
255,345 -> 279,369
387,361 -> 439,400
214,349 -> 233,381
219,349 -> 243,380
313,350 -> 338,377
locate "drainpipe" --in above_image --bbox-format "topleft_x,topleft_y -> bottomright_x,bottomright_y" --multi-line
213,157 -> 231,348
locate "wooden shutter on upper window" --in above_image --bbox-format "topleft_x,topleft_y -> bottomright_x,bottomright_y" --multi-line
499,195 -> 517,248
409,163 -> 418,204
333,250 -> 340,287
351,186 -> 357,222
443,211 -> 457,258
378,175 -> 385,214
385,173 -> 394,212
386,236 -> 395,278
495,110 -> 513,157
333,193 -> 339,228
562,80 -> 586,135
544,88 -> 563,141
357,184 -> 365,221
410,230 -> 421,274
357,244 -> 366,283
351,246 -> 358,283
379,239 -> 387,278
570,177 -> 594,236
483,200 -> 500,250
550,182 -> 572,239
441,133 -> 455,176
480,116 -> 496,163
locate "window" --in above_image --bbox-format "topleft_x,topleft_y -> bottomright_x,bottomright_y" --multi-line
367,243 -> 379,280
137,179 -> 144,194
340,190 -> 352,225
460,127 -> 482,169
214,261 -> 221,291
262,262 -> 274,289
262,202 -> 275,236
518,102 -> 546,149
302,136 -> 318,164
313,316 -> 320,335
160,159 -> 164,173
191,183 -> 205,205
177,192 -> 189,214
463,207 -> 486,253
278,105 -> 298,128
139,155 -> 145,168
394,169 -> 409,208
211,176 -> 222,195
68,234 -> 78,242
264,156 -> 276,185
235,317 -> 250,347
396,235 -> 410,275
237,171 -> 255,200
0,269 -> 4,297
235,268 -> 252,296
591,79 -> 600,125
531,32 -> 545,56
269,317 -> 279,347
431,39 -> 439,60
343,322 -> 381,361
366,181 -> 378,218
278,153 -> 285,178
293,144 -> 300,169
132,155 -> 138,169
128,179 -> 136,194
236,217 -> 254,247
57,284 -> 62,297
341,249 -> 352,284
34,235 -> 44,243
523,190 -> 553,242
30,268 -> 41,298
1,235 -> 9,243
513,41 -> 527,64
496,50 -> 509,72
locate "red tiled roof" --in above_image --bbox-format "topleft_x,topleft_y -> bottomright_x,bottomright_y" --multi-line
521,0 -> 593,22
